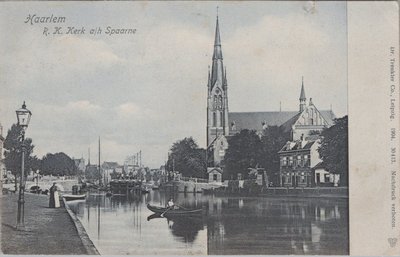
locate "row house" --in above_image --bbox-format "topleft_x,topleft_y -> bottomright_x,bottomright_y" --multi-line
278,136 -> 321,187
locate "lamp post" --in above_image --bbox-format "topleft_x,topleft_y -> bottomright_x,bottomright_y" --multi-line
36,170 -> 39,193
16,101 -> 32,230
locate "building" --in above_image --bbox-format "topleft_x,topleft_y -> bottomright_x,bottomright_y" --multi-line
278,137 -> 318,187
313,162 -> 340,187
207,167 -> 223,184
277,134 -> 340,188
206,15 -> 230,166
73,158 -> 86,173
205,16 -> 335,169
102,161 -> 119,183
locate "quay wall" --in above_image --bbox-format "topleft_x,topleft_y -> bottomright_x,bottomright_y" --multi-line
63,198 -> 100,255
210,186 -> 348,198
171,181 -> 223,193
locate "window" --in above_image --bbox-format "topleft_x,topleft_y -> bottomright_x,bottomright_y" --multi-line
213,112 -> 217,127
324,174 -> 330,183
283,157 -> 287,166
297,155 -> 301,167
218,95 -> 223,109
304,155 -> 310,167
220,111 -> 223,126
289,156 -> 293,166
213,174 -> 218,181
301,176 -> 305,183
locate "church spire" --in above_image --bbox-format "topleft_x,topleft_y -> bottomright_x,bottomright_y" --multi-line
299,76 -> 306,100
223,66 -> 228,89
211,13 -> 224,89
299,76 -> 307,112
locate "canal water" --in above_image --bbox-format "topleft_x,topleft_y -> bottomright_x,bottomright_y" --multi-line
67,190 -> 348,255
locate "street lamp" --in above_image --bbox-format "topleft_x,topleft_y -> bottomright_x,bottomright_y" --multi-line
36,170 -> 39,193
16,101 -> 32,230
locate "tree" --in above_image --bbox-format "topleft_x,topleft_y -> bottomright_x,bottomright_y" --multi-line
167,137 -> 206,178
41,152 -> 78,176
260,126 -> 290,185
318,116 -> 348,186
260,126 -> 289,171
4,124 -> 36,179
224,129 -> 263,180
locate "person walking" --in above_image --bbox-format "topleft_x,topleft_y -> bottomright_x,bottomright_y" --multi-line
54,186 -> 60,208
49,182 -> 56,208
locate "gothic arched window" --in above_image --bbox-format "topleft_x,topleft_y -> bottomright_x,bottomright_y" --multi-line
218,95 -> 223,109
213,112 -> 217,127
220,111 -> 223,126
213,95 -> 223,110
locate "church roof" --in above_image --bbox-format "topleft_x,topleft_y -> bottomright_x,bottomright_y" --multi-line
320,110 -> 336,126
229,111 -> 299,131
229,110 -> 336,132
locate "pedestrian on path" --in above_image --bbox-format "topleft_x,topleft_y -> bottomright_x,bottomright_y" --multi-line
49,182 -> 56,208
54,186 -> 60,208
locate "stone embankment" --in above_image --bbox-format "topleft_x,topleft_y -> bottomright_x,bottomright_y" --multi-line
1,192 -> 98,255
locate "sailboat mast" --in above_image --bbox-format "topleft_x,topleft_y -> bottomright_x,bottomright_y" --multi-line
98,136 -> 101,186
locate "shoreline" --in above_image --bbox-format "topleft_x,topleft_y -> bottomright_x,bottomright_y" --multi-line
62,197 -> 100,255
0,192 -> 97,255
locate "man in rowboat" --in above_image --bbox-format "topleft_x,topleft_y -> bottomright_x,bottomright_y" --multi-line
167,198 -> 175,209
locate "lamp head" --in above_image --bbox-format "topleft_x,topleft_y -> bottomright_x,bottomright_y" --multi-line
16,101 -> 32,129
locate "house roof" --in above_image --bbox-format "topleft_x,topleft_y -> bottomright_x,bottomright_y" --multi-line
102,162 -> 119,169
313,162 -> 325,170
279,139 -> 317,153
207,167 -> 223,174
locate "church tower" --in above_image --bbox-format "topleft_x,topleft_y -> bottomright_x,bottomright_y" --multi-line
207,15 -> 229,149
299,77 -> 307,112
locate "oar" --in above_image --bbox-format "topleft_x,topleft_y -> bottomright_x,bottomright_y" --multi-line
175,204 -> 188,210
160,206 -> 171,217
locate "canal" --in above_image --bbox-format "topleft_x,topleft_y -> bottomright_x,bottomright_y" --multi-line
67,190 -> 348,255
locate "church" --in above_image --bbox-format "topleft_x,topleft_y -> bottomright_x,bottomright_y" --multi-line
205,16 -> 336,173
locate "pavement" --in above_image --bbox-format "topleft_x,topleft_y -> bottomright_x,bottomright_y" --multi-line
1,192 -> 89,255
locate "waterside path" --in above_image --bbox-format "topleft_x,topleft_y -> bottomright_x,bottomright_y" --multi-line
1,193 -> 98,255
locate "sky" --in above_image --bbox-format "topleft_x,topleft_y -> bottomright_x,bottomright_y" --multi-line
0,1 -> 348,168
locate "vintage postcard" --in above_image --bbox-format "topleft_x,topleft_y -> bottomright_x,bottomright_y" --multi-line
0,1 -> 398,256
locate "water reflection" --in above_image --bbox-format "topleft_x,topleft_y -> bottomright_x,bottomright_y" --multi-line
68,191 -> 348,255
146,214 -> 205,243
206,197 -> 348,255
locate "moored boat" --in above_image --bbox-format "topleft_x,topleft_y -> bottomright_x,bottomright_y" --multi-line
63,194 -> 86,201
147,204 -> 202,215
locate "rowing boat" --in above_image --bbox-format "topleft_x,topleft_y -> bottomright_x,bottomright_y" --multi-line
62,194 -> 86,201
147,204 -> 202,215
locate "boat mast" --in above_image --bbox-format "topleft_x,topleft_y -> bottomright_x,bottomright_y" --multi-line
98,136 -> 101,186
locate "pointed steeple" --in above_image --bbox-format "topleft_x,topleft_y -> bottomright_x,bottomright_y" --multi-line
299,76 -> 306,100
223,66 -> 228,89
299,76 -> 307,112
211,13 -> 224,89
207,65 -> 211,88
